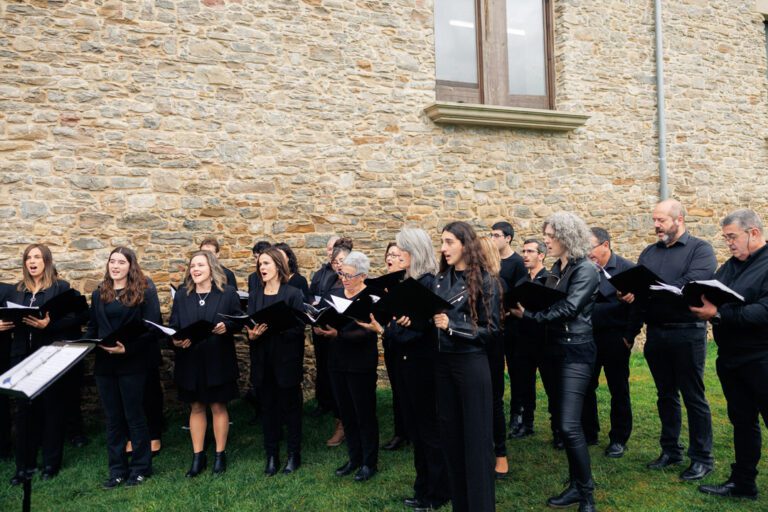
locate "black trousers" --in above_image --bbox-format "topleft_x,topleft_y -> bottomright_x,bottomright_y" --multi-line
716,356 -> 768,488
644,327 -> 713,464
144,366 -> 165,441
559,362 -> 594,495
261,367 -> 302,456
63,360 -> 86,440
516,345 -> 559,434
436,352 -> 495,512
330,370 -> 378,468
0,336 -> 11,456
395,355 -> 451,505
14,378 -> 66,472
96,373 -> 151,478
582,328 -> 633,444
486,334 -> 507,456
504,322 -> 523,419
312,334 -> 336,415
383,345 -> 407,439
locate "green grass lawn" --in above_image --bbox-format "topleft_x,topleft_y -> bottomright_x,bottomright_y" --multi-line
0,342 -> 765,511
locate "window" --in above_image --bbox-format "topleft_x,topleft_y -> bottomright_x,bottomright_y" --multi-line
435,0 -> 555,109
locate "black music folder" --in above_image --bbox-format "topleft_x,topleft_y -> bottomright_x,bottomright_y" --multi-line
222,301 -> 301,334
0,305 -> 40,324
375,278 -> 453,322
145,319 -> 215,346
364,270 -> 405,293
39,289 -> 89,320
650,280 -> 745,308
607,265 -> 664,295
298,302 -> 350,330
506,281 -> 567,312
80,320 -> 149,348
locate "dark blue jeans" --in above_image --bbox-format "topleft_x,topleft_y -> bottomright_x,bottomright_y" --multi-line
96,373 -> 151,478
644,326 -> 713,465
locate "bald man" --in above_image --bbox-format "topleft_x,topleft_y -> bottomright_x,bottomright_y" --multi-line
623,199 -> 717,481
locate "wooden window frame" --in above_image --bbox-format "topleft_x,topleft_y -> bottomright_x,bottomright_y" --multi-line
436,0 -> 555,110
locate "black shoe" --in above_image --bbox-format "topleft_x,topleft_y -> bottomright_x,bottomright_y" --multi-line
354,465 -> 377,481
699,480 -> 758,500
382,436 -> 407,451
546,484 -> 581,508
335,461 -> 359,477
213,451 -> 227,475
509,425 -> 534,439
126,474 -> 147,487
680,461 -> 713,481
307,405 -> 330,418
71,435 -> 90,448
264,455 -> 279,477
604,442 -> 626,459
578,494 -> 596,512
646,452 -> 683,470
422,498 -> 449,511
282,453 -> 301,474
185,451 -> 207,478
10,470 -> 34,486
40,466 -> 59,481
552,436 -> 565,450
404,497 -> 426,508
102,476 -> 125,489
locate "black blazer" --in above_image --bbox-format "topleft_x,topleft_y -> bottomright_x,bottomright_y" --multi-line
169,285 -> 241,390
247,284 -> 305,387
222,265 -> 238,291
327,288 -> 378,373
7,280 -> 87,361
287,273 -> 310,303
84,280 -> 162,376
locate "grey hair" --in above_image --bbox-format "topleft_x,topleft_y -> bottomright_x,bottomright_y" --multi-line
396,228 -> 438,279
342,251 -> 370,275
721,209 -> 763,233
543,211 -> 593,259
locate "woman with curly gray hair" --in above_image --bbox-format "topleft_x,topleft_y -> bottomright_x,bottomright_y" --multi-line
511,211 -> 599,512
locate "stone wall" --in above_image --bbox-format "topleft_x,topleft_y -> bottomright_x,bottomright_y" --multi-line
0,0 -> 767,411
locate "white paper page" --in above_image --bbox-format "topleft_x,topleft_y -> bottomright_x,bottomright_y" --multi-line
649,282 -> 682,295
144,320 -> 177,337
0,345 -> 90,398
237,290 -> 249,300
328,295 -> 352,313
5,301 -> 38,311
170,287 -> 176,301
692,280 -> 745,301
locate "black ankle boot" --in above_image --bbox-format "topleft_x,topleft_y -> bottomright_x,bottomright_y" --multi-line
282,453 -> 301,474
546,483 -> 581,508
579,494 -> 596,512
185,451 -> 207,478
264,455 -> 279,476
213,451 -> 227,475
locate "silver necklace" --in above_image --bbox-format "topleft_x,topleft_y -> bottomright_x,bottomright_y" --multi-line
196,291 -> 210,306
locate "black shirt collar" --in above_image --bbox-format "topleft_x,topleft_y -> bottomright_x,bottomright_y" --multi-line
655,230 -> 690,248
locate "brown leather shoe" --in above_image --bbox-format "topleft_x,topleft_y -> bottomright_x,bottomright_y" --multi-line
326,419 -> 345,447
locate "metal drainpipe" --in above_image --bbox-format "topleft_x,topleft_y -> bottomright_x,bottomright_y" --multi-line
654,0 -> 668,200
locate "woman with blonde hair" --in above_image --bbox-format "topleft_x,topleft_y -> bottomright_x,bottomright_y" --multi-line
169,250 -> 242,477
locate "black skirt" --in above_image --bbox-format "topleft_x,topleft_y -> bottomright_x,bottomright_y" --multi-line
177,352 -> 239,404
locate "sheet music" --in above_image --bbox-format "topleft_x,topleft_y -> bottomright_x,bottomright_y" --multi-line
312,295 -> 322,306
649,282 -> 683,295
144,320 -> 177,337
237,290 -> 249,299
692,280 -> 746,302
327,295 -> 352,313
0,344 -> 91,399
5,301 -> 38,311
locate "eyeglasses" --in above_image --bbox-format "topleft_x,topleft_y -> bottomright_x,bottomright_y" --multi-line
385,253 -> 400,260
337,271 -> 363,280
721,231 -> 747,243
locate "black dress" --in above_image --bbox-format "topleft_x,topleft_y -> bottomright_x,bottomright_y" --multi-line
169,286 -> 242,404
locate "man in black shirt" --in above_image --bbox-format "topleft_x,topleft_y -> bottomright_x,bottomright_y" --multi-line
582,227 -> 635,458
624,199 -> 716,481
200,237 -> 238,290
691,209 -> 768,500
490,221 -> 527,436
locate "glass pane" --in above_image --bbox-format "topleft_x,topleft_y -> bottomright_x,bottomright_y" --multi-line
506,0 -> 546,96
435,0 -> 478,85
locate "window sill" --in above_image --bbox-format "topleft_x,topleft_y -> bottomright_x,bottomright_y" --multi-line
423,102 -> 590,131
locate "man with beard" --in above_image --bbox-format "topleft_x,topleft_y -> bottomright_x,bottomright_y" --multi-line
623,199 -> 716,481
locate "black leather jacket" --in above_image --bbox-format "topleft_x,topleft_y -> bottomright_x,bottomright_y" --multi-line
523,257 -> 599,345
434,268 -> 502,354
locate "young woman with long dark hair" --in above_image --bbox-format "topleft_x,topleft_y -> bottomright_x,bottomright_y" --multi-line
432,222 -> 501,512
85,247 -> 161,488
